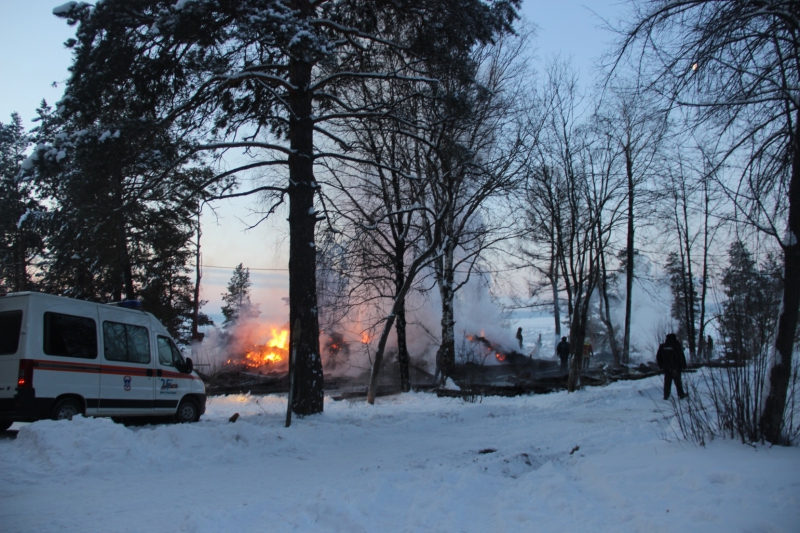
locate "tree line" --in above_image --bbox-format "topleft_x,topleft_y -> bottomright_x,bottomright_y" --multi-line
0,0 -> 797,444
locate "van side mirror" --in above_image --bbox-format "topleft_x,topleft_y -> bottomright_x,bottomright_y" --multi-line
183,357 -> 193,374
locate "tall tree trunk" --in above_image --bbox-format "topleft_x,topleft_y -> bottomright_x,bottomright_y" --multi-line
672,194 -> 695,361
761,111 -> 800,445
14,228 -> 27,292
551,240 -> 561,354
435,241 -> 456,385
115,211 -> 134,301
697,177 -> 710,360
567,294 -> 588,392
681,186 -> 697,361
110,171 -> 134,302
368,245 -> 437,404
191,206 -> 202,341
598,238 -> 620,366
623,145 -> 635,365
394,248 -> 411,392
287,9 -> 324,415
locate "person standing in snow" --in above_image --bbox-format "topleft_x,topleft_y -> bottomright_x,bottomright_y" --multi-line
556,337 -> 570,374
656,333 -> 688,400
516,327 -> 524,350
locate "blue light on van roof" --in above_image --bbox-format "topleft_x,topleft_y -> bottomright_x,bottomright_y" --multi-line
116,300 -> 143,309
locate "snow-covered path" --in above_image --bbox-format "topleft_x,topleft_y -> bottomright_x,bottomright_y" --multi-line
1,377 -> 798,533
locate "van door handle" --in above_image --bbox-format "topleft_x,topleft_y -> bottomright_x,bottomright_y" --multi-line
156,369 -> 163,377
146,369 -> 153,377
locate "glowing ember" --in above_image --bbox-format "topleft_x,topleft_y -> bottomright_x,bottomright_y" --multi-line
466,332 -> 514,364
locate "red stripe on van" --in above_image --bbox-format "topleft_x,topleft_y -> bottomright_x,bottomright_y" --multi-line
31,359 -> 199,380
161,369 -> 194,379
35,360 -> 102,373
100,366 -> 150,377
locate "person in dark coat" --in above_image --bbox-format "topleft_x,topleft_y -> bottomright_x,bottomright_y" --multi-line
556,337 -> 570,374
656,333 -> 688,400
516,327 -> 524,350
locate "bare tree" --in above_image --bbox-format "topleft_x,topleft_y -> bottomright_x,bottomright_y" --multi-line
515,61 -> 580,356
616,0 -> 800,444
594,84 -> 667,364
519,61 -> 624,390
413,37 -> 530,384
320,106 -> 430,392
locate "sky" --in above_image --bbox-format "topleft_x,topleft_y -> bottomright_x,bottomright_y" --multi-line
0,0 -> 627,324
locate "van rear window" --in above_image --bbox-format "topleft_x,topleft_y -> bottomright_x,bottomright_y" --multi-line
0,311 -> 23,355
44,312 -> 98,359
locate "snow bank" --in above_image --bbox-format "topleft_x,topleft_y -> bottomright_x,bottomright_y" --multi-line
1,378 -> 798,533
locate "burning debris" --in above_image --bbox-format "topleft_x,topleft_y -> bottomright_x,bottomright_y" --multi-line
243,327 -> 289,366
224,324 -> 290,372
323,331 -> 350,371
465,333 -> 528,364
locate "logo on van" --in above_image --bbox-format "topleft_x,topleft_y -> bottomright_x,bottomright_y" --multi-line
160,378 -> 178,391
123,376 -> 132,391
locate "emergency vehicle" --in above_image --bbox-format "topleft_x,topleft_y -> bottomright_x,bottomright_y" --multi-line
0,292 -> 206,431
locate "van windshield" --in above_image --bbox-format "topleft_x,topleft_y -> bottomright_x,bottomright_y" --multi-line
0,310 -> 23,355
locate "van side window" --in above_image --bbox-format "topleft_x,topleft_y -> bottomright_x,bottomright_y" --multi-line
103,321 -> 150,364
157,335 -> 187,368
43,312 -> 98,359
0,310 -> 23,355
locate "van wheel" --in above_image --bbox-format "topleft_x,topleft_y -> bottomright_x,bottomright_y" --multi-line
0,419 -> 12,432
174,398 -> 199,423
52,398 -> 82,421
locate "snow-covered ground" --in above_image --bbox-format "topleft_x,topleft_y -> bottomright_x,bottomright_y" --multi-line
1,377 -> 799,533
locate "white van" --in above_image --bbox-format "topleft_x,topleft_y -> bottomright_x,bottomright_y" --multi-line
0,292 -> 206,431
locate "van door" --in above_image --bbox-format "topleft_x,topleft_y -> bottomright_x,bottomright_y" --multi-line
0,308 -> 25,405
39,309 -> 102,415
153,335 -> 192,414
97,308 -> 155,415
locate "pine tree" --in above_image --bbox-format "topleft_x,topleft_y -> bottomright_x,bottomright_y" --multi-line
0,113 -> 44,292
221,264 -> 260,327
665,251 -> 698,345
719,241 -> 783,362
137,209 -> 213,344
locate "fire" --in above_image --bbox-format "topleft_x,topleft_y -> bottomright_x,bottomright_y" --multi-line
361,331 -> 372,344
466,332 -> 513,364
243,327 -> 289,367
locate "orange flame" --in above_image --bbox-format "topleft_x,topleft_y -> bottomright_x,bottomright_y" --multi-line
244,327 -> 289,366
361,331 -> 372,344
495,352 -> 506,362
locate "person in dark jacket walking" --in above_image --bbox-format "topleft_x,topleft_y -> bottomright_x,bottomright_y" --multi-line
556,337 -> 570,374
656,333 -> 688,400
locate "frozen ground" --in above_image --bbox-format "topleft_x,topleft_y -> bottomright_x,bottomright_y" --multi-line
1,377 -> 799,533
